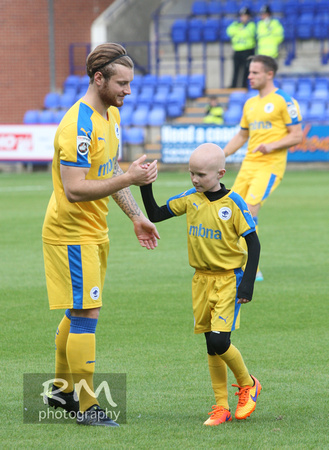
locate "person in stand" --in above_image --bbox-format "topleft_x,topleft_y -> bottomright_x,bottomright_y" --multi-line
42,42 -> 160,427
226,7 -> 256,88
256,5 -> 284,59
223,55 -> 302,281
140,143 -> 261,426
203,96 -> 224,125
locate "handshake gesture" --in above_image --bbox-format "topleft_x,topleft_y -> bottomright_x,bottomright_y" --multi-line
127,154 -> 158,186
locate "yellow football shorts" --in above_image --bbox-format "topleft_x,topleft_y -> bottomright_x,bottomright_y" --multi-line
192,269 -> 243,334
232,162 -> 283,206
43,242 -> 109,310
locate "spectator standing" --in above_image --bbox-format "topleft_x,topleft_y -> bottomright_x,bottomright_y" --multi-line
226,7 -> 256,88
256,5 -> 284,59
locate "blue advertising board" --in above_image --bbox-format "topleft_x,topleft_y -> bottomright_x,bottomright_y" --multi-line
161,124 -> 329,163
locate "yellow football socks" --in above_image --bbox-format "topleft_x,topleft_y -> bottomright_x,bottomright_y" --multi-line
66,316 -> 99,412
207,354 -> 229,409
54,309 -> 74,393
220,344 -> 253,387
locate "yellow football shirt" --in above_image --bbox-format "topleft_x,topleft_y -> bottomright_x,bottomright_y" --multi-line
42,100 -> 120,245
240,88 -> 302,173
167,188 -> 255,271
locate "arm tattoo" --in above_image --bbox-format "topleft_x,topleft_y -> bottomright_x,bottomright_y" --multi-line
112,158 -> 142,219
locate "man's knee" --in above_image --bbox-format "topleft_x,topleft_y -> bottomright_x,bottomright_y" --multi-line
205,331 -> 231,355
70,307 -> 100,319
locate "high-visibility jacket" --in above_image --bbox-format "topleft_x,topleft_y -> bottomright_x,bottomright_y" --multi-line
256,18 -> 284,58
226,20 -> 256,51
203,106 -> 224,125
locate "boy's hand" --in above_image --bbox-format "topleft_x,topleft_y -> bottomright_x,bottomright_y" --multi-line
237,298 -> 251,304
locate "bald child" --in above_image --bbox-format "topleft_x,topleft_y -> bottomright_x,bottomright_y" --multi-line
140,143 -> 262,426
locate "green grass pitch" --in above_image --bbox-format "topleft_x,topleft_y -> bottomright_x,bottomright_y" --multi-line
0,167 -> 328,449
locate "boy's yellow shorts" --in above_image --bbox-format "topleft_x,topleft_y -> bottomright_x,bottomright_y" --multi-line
43,242 -> 109,310
192,269 -> 243,334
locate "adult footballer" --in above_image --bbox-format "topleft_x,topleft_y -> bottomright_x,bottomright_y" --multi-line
42,43 -> 159,427
223,55 -> 303,281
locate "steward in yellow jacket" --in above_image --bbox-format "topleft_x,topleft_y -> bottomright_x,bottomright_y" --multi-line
226,7 -> 256,88
257,4 -> 284,59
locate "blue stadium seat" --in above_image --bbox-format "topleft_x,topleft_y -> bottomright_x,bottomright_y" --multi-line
63,75 -> 81,94
187,74 -> 205,99
59,92 -> 76,109
171,19 -> 188,44
79,75 -> 90,94
313,13 -> 329,40
305,100 -> 326,121
142,74 -> 158,88
223,104 -> 243,125
191,0 -> 208,15
280,78 -> 297,96
316,0 -> 329,14
154,85 -> 171,106
167,101 -> 184,118
53,109 -> 67,124
228,91 -> 247,105
131,105 -> 150,126
131,74 -> 143,89
282,18 -> 297,42
44,92 -> 61,109
138,86 -> 156,105
172,74 -> 189,89
313,77 -> 329,99
148,106 -> 167,126
208,1 -> 222,15
297,13 -> 314,40
167,86 -> 187,117
123,127 -> 145,145
23,110 -> 40,124
283,0 -> 300,17
222,0 -> 239,15
295,78 -> 313,100
124,86 -> 139,107
299,0 -> 315,15
38,110 -> 56,124
157,74 -> 173,88
297,100 -> 309,118
168,85 -> 187,105
187,18 -> 204,43
203,18 -> 220,42
268,0 -> 284,14
120,104 -> 135,127
220,17 -> 234,42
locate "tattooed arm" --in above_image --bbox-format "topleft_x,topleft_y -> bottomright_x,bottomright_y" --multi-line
111,159 -> 160,249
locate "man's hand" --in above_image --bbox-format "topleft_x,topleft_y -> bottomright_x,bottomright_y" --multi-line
126,155 -> 158,186
133,216 -> 160,249
252,143 -> 272,154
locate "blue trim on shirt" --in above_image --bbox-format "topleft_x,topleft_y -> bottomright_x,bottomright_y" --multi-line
60,160 -> 91,168
228,191 -> 256,232
275,89 -> 300,125
166,187 -> 197,215
67,245 -> 83,309
76,102 -> 94,166
232,268 -> 243,331
262,173 -> 277,201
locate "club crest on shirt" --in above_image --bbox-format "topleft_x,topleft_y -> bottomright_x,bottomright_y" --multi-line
77,135 -> 91,156
264,103 -> 274,113
90,286 -> 100,300
218,207 -> 232,220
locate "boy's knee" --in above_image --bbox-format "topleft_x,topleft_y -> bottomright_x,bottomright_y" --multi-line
205,331 -> 231,355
